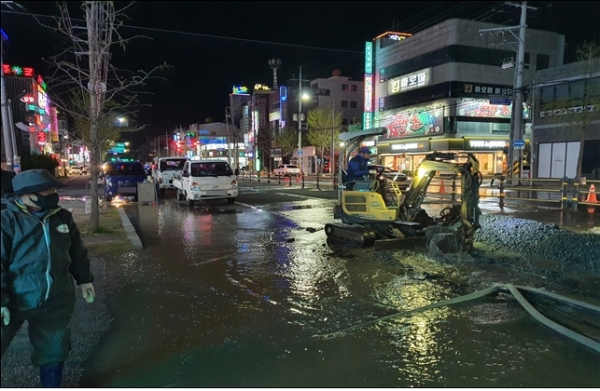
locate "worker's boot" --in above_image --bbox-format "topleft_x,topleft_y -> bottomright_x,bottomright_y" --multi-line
40,361 -> 64,387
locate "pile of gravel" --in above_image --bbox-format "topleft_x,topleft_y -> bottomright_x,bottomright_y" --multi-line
474,214 -> 600,272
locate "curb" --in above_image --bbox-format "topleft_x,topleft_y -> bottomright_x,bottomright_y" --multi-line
117,208 -> 144,249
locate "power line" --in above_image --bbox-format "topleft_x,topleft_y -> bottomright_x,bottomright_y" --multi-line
1,9 -> 362,54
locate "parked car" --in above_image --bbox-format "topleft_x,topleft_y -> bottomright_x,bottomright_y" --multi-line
103,161 -> 148,202
273,164 -> 301,177
368,165 -> 413,190
69,165 -> 87,175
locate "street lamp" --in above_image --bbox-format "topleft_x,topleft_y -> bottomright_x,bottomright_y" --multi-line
329,98 -> 336,176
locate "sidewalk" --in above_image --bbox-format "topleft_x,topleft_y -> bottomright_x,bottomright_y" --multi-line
1,177 -> 135,388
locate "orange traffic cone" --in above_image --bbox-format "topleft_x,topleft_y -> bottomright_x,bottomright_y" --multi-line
586,183 -> 598,203
439,179 -> 446,194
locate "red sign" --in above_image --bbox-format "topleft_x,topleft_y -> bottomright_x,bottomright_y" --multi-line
20,94 -> 35,104
37,131 -> 47,145
2,64 -> 35,77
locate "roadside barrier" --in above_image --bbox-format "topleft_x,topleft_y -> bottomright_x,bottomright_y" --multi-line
238,172 -> 598,213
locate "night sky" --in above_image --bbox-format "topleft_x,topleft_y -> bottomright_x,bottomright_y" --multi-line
2,1 -> 599,145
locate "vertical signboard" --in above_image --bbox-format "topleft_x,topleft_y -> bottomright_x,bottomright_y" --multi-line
363,41 -> 373,131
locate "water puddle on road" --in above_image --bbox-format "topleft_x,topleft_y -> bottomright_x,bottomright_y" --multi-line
80,202 -> 600,387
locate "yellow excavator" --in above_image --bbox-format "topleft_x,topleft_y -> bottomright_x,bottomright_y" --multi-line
325,127 -> 483,251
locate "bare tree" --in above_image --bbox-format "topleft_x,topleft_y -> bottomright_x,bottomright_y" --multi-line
306,107 -> 342,174
39,1 -> 168,228
255,126 -> 273,172
68,89 -> 140,159
541,41 -> 600,178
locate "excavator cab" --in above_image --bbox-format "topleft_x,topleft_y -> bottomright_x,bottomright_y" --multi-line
326,127 -> 482,251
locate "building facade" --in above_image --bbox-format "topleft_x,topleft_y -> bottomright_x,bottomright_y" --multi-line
365,19 -> 565,175
2,63 -> 58,163
310,72 -> 364,126
532,57 -> 600,179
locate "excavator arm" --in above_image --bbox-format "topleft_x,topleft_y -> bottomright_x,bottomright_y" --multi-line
400,152 -> 482,248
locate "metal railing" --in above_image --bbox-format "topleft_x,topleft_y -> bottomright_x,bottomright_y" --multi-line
236,171 -> 599,211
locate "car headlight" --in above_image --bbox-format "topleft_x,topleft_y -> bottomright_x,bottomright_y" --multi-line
231,179 -> 238,189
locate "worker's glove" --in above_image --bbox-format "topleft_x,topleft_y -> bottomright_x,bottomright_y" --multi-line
81,283 -> 95,303
1,306 -> 10,326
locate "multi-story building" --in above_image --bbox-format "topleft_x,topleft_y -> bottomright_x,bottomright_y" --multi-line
531,57 -> 600,179
2,63 -> 58,162
310,71 -> 364,127
365,19 -> 565,175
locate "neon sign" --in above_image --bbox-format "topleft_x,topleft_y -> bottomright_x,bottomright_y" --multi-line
37,75 -> 47,91
20,94 -> 35,104
364,74 -> 373,113
2,64 -> 35,78
254,84 -> 270,91
365,41 -> 373,74
232,85 -> 248,94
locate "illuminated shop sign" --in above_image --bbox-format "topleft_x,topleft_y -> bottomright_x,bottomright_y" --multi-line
232,86 -> 248,94
2,64 -> 35,77
254,84 -> 270,91
456,99 -> 530,119
387,68 -> 431,95
380,104 -> 445,139
391,142 -> 425,151
373,31 -> 412,41
463,83 -> 511,95
365,42 -> 373,74
280,86 -> 288,102
364,74 -> 373,112
467,140 -> 509,149
363,112 -> 372,130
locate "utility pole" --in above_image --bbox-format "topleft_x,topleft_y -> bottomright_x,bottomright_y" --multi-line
331,98 -> 335,176
479,1 -> 536,179
298,66 -> 303,174
1,31 -> 15,171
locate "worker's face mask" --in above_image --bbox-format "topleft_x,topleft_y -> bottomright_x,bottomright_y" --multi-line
30,193 -> 60,211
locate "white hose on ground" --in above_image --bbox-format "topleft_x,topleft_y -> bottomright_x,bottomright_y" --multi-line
313,284 -> 600,353
503,284 -> 600,353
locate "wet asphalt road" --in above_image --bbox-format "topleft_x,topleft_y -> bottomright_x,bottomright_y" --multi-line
73,182 -> 599,387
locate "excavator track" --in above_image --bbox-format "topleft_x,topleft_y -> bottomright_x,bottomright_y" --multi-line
324,223 -> 377,247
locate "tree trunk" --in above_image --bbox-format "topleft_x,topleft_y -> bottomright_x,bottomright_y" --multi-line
87,3 -> 100,229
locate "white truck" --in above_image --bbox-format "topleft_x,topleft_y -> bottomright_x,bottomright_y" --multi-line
152,156 -> 189,195
172,159 -> 238,206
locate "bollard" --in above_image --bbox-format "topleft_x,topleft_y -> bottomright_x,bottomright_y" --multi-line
333,173 -> 338,191
561,177 -> 568,210
499,176 -> 505,209
316,175 -> 321,191
257,172 -> 261,183
572,180 -> 579,211
301,173 -> 305,189
267,172 -> 271,184
287,175 -> 292,187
